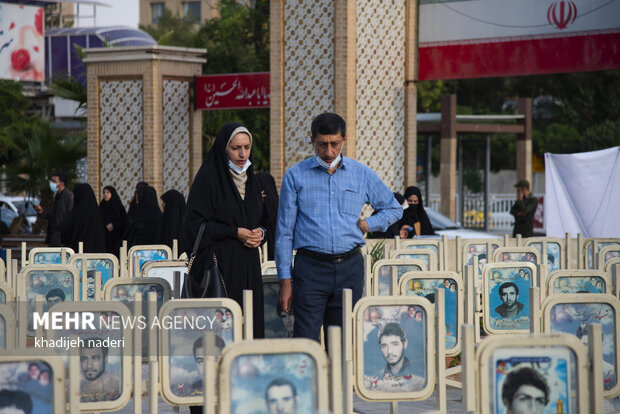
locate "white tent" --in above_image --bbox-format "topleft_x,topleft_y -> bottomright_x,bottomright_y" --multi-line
545,146 -> 620,237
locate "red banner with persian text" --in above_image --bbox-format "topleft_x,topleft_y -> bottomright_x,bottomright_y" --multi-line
195,72 -> 270,110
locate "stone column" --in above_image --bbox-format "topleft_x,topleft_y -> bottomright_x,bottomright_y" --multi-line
516,98 -> 533,186
270,0 -> 411,193
440,94 -> 457,220
84,46 -> 205,204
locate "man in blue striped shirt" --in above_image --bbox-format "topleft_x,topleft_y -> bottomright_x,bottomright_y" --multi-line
275,113 -> 402,341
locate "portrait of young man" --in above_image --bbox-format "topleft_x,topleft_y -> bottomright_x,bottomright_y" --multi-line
79,339 -> 121,402
494,282 -> 525,320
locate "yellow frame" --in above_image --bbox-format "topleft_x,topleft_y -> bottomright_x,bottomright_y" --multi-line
127,244 -> 173,278
0,303 -> 16,348
390,248 -> 438,271
353,296 -> 436,402
372,258 -> 427,296
522,237 -> 566,270
217,339 -> 330,413
28,247 -> 75,265
0,352 -> 67,412
541,294 -> 620,398
599,246 -> 620,273
545,269 -> 611,297
158,298 -> 243,406
44,301 -> 134,412
102,277 -> 172,302
482,262 -> 537,335
476,333 -> 589,413
398,271 -> 463,356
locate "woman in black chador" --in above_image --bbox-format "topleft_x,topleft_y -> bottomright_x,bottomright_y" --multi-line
403,186 -> 435,236
61,183 -> 106,253
125,183 -> 162,247
99,185 -> 128,255
160,189 -> 186,249
183,122 -> 266,339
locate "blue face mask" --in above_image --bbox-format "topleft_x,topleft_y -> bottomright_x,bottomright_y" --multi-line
49,181 -> 58,193
228,159 -> 252,174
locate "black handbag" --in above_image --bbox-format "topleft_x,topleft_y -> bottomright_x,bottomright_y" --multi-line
183,222 -> 228,298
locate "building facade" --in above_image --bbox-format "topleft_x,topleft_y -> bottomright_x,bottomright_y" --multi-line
139,0 -> 219,26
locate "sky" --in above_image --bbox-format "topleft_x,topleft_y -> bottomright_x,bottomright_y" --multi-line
74,0 -> 139,29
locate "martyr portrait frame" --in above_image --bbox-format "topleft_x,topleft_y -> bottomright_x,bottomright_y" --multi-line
158,298 -> 243,406
541,293 -> 620,398
28,247 -> 75,265
476,333 -> 589,414
353,296 -> 435,402
545,269 -> 610,297
217,338 -> 330,414
0,351 -> 67,413
390,248 -> 438,272
372,258 -> 427,296
43,300 -> 133,412
0,303 -> 16,349
398,270 -> 463,356
483,262 -> 537,335
127,244 -> 173,277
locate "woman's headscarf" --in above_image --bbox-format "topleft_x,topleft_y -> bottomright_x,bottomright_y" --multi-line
61,183 -> 106,253
125,184 -> 162,246
182,122 -> 262,255
99,186 -> 127,228
160,189 -> 186,249
403,186 -> 435,235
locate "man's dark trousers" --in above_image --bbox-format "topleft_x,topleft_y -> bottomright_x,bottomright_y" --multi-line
292,252 -> 364,341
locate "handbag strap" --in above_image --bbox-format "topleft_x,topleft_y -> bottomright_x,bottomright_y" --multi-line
187,222 -> 207,273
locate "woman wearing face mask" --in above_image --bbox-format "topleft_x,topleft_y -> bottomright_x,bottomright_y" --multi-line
402,186 -> 435,237
182,122 -> 266,340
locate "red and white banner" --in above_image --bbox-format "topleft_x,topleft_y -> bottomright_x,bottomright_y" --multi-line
195,72 -> 270,110
418,0 -> 620,80
0,2 -> 44,82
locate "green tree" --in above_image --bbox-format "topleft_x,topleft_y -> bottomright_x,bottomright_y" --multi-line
194,0 -> 270,171
140,8 -> 198,47
2,121 -> 85,199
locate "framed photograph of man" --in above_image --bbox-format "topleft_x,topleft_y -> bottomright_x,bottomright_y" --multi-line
462,240 -> 502,271
476,334 -> 588,414
103,278 -> 171,311
28,247 -> 75,265
583,239 -> 620,269
599,246 -> 620,272
493,247 -> 540,266
158,298 -> 242,406
263,274 -> 294,339
524,238 -> 565,272
483,263 -> 536,334
353,297 -> 435,401
390,249 -> 438,272
0,353 -> 66,414
0,304 -> 15,349
127,245 -> 172,277
542,295 -> 620,397
18,265 -> 79,333
546,270 -> 610,296
218,339 -> 329,414
372,259 -> 427,296
141,260 -> 187,294
398,271 -> 463,355
43,301 -> 132,411
69,254 -> 119,301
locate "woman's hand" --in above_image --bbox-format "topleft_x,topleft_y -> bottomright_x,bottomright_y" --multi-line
237,227 -> 263,248
399,225 -> 410,239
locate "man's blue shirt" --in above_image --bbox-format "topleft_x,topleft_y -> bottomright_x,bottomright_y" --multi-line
275,156 -> 402,280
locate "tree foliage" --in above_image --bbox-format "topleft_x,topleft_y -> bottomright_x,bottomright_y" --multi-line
139,8 -> 198,47
417,71 -> 620,176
